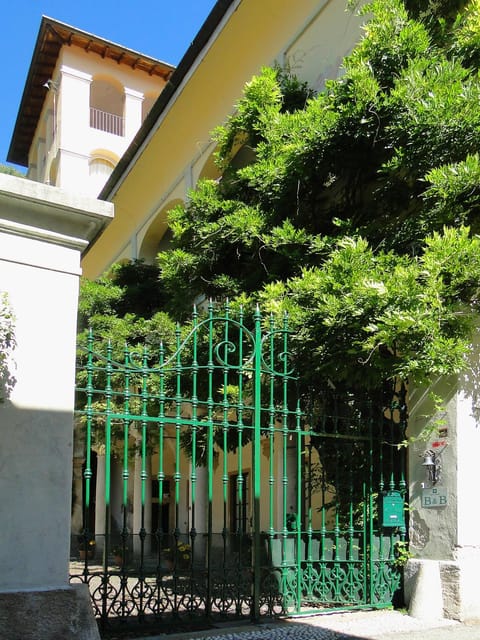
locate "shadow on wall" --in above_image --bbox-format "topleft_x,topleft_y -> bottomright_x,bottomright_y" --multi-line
0,402 -> 75,593
458,328 -> 480,423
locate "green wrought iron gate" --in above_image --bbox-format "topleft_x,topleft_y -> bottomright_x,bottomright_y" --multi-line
71,304 -> 407,635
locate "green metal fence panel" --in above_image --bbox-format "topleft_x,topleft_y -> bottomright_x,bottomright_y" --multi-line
71,304 -> 407,636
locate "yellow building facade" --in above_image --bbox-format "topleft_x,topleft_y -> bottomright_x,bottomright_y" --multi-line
82,0 -> 366,277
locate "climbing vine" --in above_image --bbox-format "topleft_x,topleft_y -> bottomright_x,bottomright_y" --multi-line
0,292 -> 15,402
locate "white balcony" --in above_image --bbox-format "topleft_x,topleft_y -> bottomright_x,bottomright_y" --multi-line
90,107 -> 124,136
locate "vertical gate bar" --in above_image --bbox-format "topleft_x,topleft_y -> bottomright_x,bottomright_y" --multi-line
102,339 -> 113,626
307,439 -> 312,537
156,343 -> 166,599
333,437 -> 340,600
377,394 -> 385,604
305,438 -> 313,599
206,301 -> 215,618
122,344 -> 130,518
379,399 -> 385,497
347,438 -> 355,605
368,404 -> 375,605
266,313 -> 277,615
236,305 -> 245,616
173,323 -> 182,612
379,399 -> 387,597
295,398 -> 303,613
190,306 -> 198,608
119,343 -> 131,613
320,462 -> 326,562
222,302 -> 230,579
251,305 -> 262,622
83,329 -> 94,552
362,478 -> 368,603
286,310 -> 302,613
138,346 -> 149,617
280,312 -> 290,611
267,317 -> 276,571
389,387 -> 395,492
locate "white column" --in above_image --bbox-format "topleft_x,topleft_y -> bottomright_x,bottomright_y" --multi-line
110,458 -> 124,536
57,66 -> 92,191
71,457 -> 84,535
94,453 -> 106,552
124,88 -> 144,141
133,447 -> 152,556
194,465 -> 208,535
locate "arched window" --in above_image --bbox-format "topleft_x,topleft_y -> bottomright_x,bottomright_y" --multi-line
89,156 -> 115,196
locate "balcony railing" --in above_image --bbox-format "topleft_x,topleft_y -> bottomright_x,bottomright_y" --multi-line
90,107 -> 124,136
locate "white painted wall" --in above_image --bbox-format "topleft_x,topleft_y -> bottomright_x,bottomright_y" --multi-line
0,235 -> 80,589
283,0 -> 366,91
0,174 -> 112,592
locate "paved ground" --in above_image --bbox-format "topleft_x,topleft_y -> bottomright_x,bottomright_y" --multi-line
134,610 -> 480,640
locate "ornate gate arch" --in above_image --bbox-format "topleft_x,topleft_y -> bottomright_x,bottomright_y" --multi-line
71,304 -> 407,635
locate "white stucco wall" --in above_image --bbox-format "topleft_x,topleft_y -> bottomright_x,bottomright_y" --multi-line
0,235 -> 81,589
0,174 -> 112,592
283,0 -> 366,91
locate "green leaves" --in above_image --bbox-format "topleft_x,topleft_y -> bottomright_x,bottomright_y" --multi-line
213,67 -> 283,168
82,0 -> 480,415
78,261 -> 166,326
264,227 -> 480,388
423,154 -> 480,231
0,292 -> 15,402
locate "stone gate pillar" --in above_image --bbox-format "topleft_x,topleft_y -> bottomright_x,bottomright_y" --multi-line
405,344 -> 480,622
0,174 -> 112,640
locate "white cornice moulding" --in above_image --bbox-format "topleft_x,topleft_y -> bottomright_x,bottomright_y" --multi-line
0,173 -> 113,254
60,65 -> 93,83
124,87 -> 144,99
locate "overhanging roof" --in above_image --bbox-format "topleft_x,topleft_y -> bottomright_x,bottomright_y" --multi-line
7,16 -> 175,167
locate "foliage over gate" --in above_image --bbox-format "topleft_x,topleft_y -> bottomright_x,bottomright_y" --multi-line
157,0 -> 480,403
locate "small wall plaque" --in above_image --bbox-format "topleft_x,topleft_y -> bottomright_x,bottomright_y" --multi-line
421,487 -> 448,508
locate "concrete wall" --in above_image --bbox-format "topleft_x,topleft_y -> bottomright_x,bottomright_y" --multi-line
0,173 -> 112,638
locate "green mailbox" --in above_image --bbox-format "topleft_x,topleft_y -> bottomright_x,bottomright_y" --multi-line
381,491 -> 405,528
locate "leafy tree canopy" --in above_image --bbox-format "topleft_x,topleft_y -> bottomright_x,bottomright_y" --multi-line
0,164 -> 25,177
156,0 -> 480,397
79,0 -> 480,432
78,260 -> 175,355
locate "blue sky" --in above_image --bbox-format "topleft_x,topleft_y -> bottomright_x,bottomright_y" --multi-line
1,0 -> 217,170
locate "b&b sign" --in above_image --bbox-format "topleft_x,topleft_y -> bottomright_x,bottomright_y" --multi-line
421,487 -> 448,508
